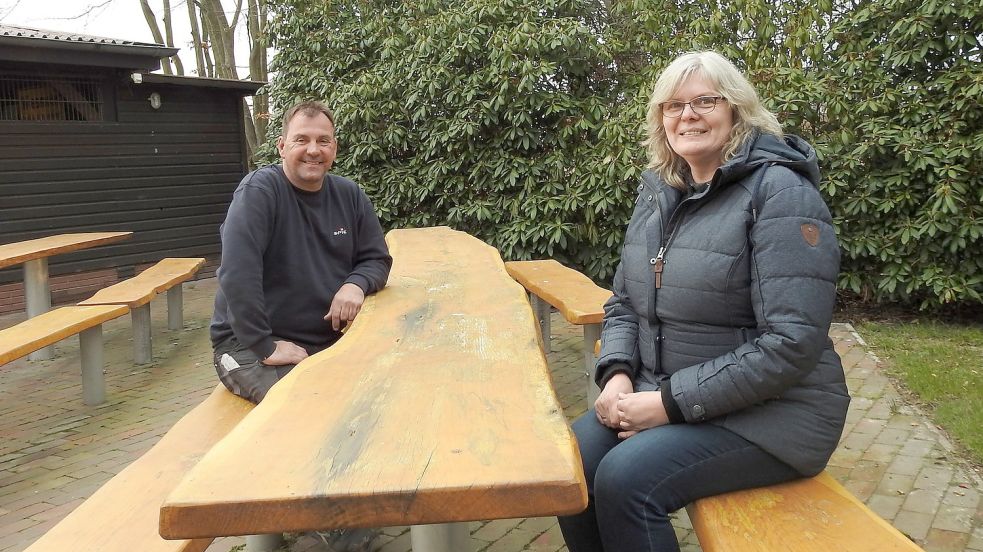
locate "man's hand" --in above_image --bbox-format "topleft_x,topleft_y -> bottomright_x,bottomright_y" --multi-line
325,283 -> 365,331
262,339 -> 308,366
594,372 -> 633,430
616,391 -> 669,439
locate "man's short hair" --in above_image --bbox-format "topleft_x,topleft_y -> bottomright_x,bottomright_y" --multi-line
281,101 -> 336,137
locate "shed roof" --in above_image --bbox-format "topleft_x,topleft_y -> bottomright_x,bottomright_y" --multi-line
139,73 -> 264,95
0,24 -> 178,70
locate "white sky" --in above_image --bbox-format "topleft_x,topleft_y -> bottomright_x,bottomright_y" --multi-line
0,0 -> 257,79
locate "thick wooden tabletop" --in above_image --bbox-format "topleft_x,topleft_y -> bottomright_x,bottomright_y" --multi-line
505,260 -> 612,325
160,227 -> 588,539
0,232 -> 133,269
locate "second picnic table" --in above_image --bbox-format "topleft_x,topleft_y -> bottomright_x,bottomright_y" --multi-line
158,226 -> 588,551
0,232 -> 132,360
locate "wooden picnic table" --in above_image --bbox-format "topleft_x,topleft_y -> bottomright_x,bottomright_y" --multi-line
159,227 -> 587,551
0,232 -> 132,360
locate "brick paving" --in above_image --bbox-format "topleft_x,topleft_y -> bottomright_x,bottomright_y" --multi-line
0,277 -> 980,551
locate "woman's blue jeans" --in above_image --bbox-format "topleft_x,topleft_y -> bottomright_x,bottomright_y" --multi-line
557,412 -> 801,552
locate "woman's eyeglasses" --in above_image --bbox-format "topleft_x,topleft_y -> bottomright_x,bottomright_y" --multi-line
660,96 -> 727,118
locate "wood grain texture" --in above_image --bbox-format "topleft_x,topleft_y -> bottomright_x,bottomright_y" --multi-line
160,227 -> 588,539
79,257 -> 206,308
0,232 -> 133,269
504,260 -> 611,325
24,386 -> 254,552
0,305 -> 129,364
687,471 -> 924,551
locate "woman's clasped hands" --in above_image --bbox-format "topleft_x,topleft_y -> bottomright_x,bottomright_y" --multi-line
594,373 -> 670,439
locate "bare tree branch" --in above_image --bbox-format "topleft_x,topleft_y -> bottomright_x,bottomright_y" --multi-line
44,0 -> 115,21
228,0 -> 244,30
0,0 -> 27,21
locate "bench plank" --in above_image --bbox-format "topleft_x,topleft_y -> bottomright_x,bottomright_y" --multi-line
0,232 -> 132,269
79,258 -> 206,308
505,260 -> 610,324
0,305 -> 129,365
24,386 -> 255,552
160,227 -> 588,539
687,471 -> 924,551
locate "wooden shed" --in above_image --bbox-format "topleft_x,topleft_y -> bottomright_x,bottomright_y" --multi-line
0,24 -> 262,314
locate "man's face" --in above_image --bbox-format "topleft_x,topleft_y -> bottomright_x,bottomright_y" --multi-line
277,112 -> 337,192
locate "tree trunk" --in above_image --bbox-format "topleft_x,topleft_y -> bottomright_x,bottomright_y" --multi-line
139,0 -> 173,75
198,7 -> 216,78
247,0 -> 269,146
162,0 -> 185,76
187,0 -> 206,76
197,0 -> 238,79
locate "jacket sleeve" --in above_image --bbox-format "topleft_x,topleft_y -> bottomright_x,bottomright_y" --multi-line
668,167 -> 840,422
217,176 -> 277,359
594,260 -> 641,387
343,188 -> 392,295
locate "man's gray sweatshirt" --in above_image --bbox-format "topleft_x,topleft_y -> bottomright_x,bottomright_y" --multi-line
210,165 -> 392,359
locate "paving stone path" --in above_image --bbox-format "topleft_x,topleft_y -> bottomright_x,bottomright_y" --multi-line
0,277 -> 980,551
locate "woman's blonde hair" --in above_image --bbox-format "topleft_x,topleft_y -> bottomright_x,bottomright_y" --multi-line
643,51 -> 783,189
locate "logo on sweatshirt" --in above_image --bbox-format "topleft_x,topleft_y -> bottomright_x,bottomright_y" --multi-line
333,227 -> 348,236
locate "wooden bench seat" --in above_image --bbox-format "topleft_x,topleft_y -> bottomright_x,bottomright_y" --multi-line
687,471 -> 924,551
79,258 -> 205,364
505,259 -> 612,403
24,385 -> 255,552
0,304 -> 129,405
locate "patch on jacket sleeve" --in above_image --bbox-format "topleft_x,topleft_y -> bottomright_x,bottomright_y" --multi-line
801,223 -> 820,246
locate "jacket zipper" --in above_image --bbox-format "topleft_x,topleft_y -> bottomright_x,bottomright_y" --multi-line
653,212 -> 684,289
653,180 -> 714,289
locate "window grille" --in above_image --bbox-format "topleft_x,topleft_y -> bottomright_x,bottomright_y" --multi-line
0,74 -> 103,122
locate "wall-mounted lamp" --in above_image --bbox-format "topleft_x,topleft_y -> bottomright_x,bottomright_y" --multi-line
148,92 -> 162,110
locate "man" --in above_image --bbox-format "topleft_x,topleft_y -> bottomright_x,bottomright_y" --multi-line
210,100 -> 392,404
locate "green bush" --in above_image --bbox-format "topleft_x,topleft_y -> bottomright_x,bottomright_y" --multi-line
264,0 -> 982,309
819,0 -> 983,308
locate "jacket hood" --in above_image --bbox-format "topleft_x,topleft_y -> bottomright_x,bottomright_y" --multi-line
718,131 -> 820,188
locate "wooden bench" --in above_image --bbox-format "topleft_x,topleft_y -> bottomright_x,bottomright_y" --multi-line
0,304 -> 129,405
0,231 -> 132,360
23,385 -> 255,552
159,227 -> 588,552
79,258 -> 205,364
505,259 -> 612,404
687,470 -> 924,551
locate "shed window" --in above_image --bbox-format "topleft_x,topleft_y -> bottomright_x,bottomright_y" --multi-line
0,74 -> 103,121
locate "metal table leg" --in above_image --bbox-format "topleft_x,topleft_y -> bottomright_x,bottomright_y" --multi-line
167,285 -> 183,330
245,533 -> 284,552
411,522 -> 472,552
24,258 -> 53,361
79,324 -> 106,405
132,304 -> 152,364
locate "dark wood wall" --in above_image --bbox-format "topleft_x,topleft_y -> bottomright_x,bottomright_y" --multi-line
0,66 -> 250,313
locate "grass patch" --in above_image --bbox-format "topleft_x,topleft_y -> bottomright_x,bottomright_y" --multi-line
855,320 -> 983,465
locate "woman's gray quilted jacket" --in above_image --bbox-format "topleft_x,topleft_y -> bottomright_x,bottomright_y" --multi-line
596,132 -> 850,476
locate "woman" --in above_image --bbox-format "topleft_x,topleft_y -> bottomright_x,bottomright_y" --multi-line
558,51 -> 850,552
